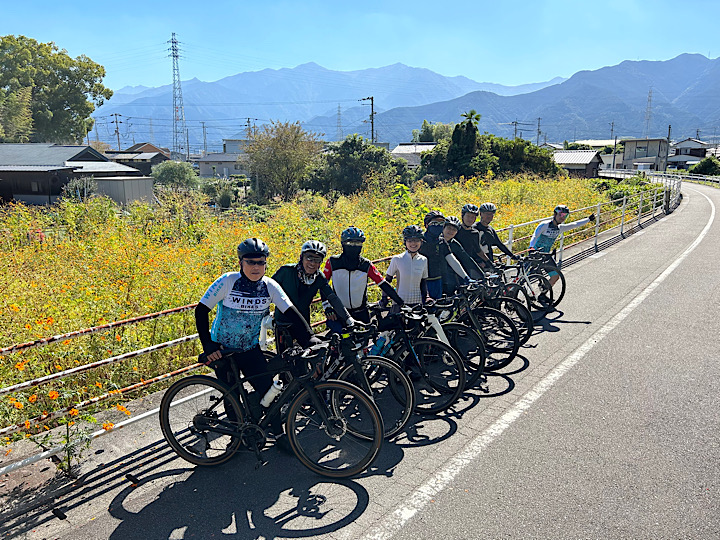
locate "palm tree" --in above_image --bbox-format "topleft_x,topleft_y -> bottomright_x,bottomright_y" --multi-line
461,109 -> 481,127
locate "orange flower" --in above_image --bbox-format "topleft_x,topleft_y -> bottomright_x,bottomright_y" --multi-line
4,449 -> 11,457
68,421 -> 75,427
69,408 -> 79,416
10,304 -> 20,312
55,364 -> 63,371
13,402 -> 23,409
15,362 -> 25,371
24,420 -> 31,429
95,382 -> 103,389
48,391 -> 59,400
102,422 -> 114,431
132,366 -> 138,371
62,339 -> 72,345
116,405 -> 131,416
28,394 -> 37,403
115,334 -> 122,342
24,324 -> 31,330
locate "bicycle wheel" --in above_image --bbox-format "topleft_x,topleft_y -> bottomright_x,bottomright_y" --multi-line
337,355 -> 415,440
287,380 -> 383,478
532,264 -> 566,308
526,272 -> 554,310
159,375 -> 243,466
440,322 -> 486,389
393,337 -> 465,414
503,282 -> 533,313
491,297 -> 534,346
470,307 -> 520,371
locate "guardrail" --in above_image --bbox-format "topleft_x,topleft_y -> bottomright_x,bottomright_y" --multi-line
0,178 -> 683,475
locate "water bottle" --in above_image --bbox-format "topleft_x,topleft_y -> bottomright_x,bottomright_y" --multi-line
368,335 -> 386,356
260,380 -> 284,408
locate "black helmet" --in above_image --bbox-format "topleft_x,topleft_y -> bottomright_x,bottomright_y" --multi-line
340,226 -> 366,243
424,210 -> 446,227
554,204 -> 570,215
462,203 -> 480,217
301,240 -> 327,258
237,238 -> 270,259
443,216 -> 462,230
402,225 -> 424,241
479,202 -> 497,213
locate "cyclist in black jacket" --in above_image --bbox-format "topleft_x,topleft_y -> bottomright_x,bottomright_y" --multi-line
272,240 -> 354,351
455,203 -> 494,276
474,202 -> 518,266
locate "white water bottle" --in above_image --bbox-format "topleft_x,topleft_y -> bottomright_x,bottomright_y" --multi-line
260,380 -> 284,407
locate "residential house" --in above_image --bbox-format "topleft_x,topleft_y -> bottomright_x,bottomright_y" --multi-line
105,148 -> 169,176
197,153 -> 247,178
552,150 -> 602,178
668,138 -> 710,169
125,142 -> 171,159
0,143 -> 153,205
619,138 -> 669,171
390,142 -> 437,169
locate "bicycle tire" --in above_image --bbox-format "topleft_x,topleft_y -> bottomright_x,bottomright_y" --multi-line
533,263 -> 566,308
337,355 -> 415,440
503,282 -> 533,313
440,322 -> 486,389
286,380 -> 383,478
491,296 -> 534,346
391,337 -> 466,414
469,307 -> 520,371
159,375 -> 244,466
526,272 -> 555,310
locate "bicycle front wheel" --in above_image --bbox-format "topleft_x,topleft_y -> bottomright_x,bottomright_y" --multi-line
441,322 -> 486,389
287,380 -> 384,478
159,375 -> 243,466
393,337 -> 466,414
491,297 -> 534,345
337,356 -> 415,440
470,307 -> 520,371
531,263 -> 566,308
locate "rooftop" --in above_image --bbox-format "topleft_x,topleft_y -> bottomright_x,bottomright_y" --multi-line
552,150 -> 600,165
0,143 -> 106,166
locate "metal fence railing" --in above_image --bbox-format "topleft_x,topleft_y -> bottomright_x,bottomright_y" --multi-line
0,175 -> 686,475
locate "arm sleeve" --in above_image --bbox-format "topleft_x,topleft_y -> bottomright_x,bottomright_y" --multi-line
322,259 -> 333,280
450,241 -> 483,275
491,230 -> 515,258
379,280 -> 404,306
367,263 -> 385,285
528,222 -> 546,249
559,217 -> 590,232
194,303 -> 214,349
319,281 -> 352,322
445,253 -> 468,279
281,304 -> 315,346
420,278 -> 428,302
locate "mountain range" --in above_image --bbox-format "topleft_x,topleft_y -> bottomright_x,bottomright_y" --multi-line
92,54 -> 720,152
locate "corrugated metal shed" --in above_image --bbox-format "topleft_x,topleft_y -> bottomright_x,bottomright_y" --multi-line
552,150 -> 600,165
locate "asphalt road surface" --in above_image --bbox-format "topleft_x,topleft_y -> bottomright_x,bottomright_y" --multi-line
2,183 -> 719,539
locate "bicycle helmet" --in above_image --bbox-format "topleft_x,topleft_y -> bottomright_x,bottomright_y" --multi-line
443,216 -> 462,230
461,203 -> 480,217
479,202 -> 497,213
340,226 -> 366,244
424,210 -> 446,227
237,238 -> 270,259
554,204 -> 570,215
402,225 -> 424,241
300,240 -> 327,258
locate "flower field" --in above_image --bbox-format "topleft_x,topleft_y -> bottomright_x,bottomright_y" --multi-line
0,175 -> 605,440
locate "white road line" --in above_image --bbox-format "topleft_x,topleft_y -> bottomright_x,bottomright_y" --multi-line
589,252 -> 607,259
363,188 -> 715,540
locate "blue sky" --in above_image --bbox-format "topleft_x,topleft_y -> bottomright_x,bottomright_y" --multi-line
3,0 -> 719,91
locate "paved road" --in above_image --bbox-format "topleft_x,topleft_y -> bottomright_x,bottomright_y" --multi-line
2,183 -> 719,539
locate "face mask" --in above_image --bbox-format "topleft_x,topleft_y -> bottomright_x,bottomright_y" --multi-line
342,245 -> 363,259
426,223 -> 444,237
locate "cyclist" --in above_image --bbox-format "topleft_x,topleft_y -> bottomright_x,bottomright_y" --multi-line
474,202 -> 519,266
381,225 -> 429,308
195,238 -> 318,442
324,226 -> 404,332
419,212 -> 476,298
529,204 -> 595,290
455,203 -> 494,275
272,240 -> 354,351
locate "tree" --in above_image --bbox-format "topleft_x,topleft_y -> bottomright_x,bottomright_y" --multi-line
307,134 -> 409,195
151,161 -> 199,190
412,120 -> 455,143
0,35 -> 112,143
246,120 -> 322,201
0,87 -> 33,141
690,156 -> 720,176
446,110 -> 480,177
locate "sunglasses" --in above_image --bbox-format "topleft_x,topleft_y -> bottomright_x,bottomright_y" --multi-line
304,255 -> 324,264
556,212 -> 569,218
343,240 -> 364,247
243,259 -> 267,266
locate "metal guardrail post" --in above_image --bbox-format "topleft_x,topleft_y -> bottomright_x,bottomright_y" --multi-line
637,191 -> 643,227
652,188 -> 658,218
620,195 -> 627,236
594,202 -> 601,251
506,225 -> 514,263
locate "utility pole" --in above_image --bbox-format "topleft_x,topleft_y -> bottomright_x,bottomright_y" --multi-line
609,121 -> 615,141
200,121 -> 207,156
643,87 -> 653,138
696,128 -> 701,139
612,135 -> 618,169
111,113 -> 122,150
149,118 -> 155,145
361,96 -> 375,143
536,117 -> 541,146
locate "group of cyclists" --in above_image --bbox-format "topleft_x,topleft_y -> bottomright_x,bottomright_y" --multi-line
194,202 -> 595,451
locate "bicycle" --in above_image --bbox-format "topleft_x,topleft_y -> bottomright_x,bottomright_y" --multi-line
495,256 -> 556,312
159,344 -> 384,478
368,304 -> 466,414
274,321 -> 415,440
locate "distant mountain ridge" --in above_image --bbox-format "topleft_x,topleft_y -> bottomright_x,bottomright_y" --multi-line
93,63 -> 564,151
93,55 -> 720,152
